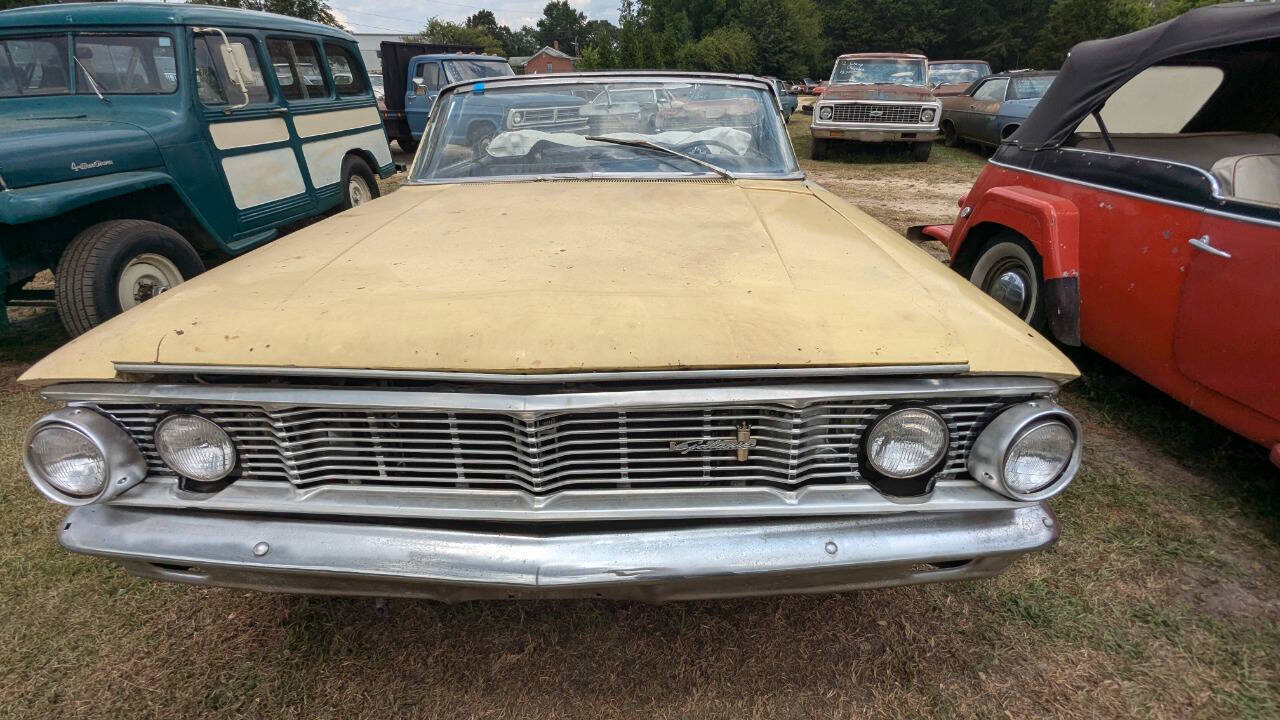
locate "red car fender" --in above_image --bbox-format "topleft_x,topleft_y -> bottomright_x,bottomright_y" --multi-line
916,184 -> 1082,345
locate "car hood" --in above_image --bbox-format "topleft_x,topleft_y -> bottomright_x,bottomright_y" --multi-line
0,118 -> 162,189
931,83 -> 972,97
21,180 -> 1077,384
822,84 -> 936,102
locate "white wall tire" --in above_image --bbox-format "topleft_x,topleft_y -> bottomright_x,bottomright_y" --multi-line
968,235 -> 1046,328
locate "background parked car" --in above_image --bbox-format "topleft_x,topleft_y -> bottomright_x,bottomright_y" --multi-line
915,3 -> 1280,465
928,59 -> 992,96
0,3 -> 394,335
939,70 -> 1057,148
766,75 -> 798,121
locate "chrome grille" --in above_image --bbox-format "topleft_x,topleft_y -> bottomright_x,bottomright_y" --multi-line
511,105 -> 583,127
830,103 -> 924,124
94,398 -> 1016,494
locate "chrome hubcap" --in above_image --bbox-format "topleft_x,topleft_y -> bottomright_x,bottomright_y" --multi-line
987,267 -> 1030,316
347,175 -> 371,206
118,253 -> 184,310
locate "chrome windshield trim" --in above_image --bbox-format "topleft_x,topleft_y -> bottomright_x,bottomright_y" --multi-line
48,375 -> 1058,412
107,476 -> 1032,523
111,362 -> 971,384
403,171 -> 808,186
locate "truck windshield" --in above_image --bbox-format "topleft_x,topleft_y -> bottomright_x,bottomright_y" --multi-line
929,62 -> 990,87
442,59 -> 514,83
410,78 -> 798,181
0,35 -> 70,97
831,58 -> 927,87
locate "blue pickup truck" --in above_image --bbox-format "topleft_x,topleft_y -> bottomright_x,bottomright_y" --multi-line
0,3 -> 394,334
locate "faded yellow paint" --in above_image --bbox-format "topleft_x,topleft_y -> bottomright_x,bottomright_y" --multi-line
20,179 -> 1078,386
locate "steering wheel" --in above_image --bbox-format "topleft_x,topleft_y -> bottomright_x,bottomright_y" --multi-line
674,139 -> 741,156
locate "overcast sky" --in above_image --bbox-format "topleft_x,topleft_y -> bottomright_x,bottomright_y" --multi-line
324,0 -> 621,34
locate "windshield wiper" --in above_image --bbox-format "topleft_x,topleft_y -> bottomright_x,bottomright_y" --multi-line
73,56 -> 110,104
584,135 -> 735,180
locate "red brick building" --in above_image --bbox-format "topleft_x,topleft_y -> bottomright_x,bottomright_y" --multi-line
509,42 -> 576,75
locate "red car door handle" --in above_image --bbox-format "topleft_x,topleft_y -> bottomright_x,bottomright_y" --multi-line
1189,235 -> 1232,259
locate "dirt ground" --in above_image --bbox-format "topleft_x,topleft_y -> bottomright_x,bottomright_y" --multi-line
0,123 -> 1276,720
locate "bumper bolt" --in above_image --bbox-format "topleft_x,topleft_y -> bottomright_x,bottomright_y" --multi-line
824,541 -> 838,555
252,541 -> 270,557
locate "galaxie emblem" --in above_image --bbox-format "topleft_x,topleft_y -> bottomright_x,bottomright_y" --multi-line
670,422 -> 757,462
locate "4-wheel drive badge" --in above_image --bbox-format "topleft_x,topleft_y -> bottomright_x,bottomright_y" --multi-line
670,422 -> 757,462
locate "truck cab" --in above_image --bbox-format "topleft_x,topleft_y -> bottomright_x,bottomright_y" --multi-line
397,54 -> 514,152
0,3 -> 394,335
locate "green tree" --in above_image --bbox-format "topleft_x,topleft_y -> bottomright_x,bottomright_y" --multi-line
414,17 -> 504,55
190,0 -> 341,28
675,25 -> 757,73
536,0 -> 587,54
1028,0 -> 1145,68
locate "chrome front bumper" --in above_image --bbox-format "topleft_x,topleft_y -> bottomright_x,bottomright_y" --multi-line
60,503 -> 1059,602
811,121 -> 940,142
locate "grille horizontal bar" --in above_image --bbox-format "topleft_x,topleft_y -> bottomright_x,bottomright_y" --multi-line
829,103 -> 925,124
94,396 -> 1019,496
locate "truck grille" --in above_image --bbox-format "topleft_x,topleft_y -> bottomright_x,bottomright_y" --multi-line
829,103 -> 924,124
510,105 -> 583,128
94,398 -> 1016,495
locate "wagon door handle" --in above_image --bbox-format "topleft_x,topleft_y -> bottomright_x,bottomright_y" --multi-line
1189,235 -> 1231,259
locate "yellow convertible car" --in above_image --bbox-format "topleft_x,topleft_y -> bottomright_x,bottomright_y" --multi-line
20,73 -> 1081,602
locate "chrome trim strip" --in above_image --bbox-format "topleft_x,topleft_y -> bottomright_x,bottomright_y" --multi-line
112,362 -> 972,384
48,376 -> 1059,412
109,476 -> 1031,522
987,158 -> 1210,214
406,171 -> 807,187
60,502 -> 1058,601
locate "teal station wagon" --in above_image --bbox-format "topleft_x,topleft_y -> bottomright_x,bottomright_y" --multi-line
0,3 -> 394,334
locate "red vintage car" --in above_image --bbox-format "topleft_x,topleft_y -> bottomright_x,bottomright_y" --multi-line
915,3 -> 1280,466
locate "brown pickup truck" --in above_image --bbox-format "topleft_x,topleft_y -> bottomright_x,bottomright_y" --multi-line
810,53 -> 941,162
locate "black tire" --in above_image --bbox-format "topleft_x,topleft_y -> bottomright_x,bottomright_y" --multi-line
911,141 -> 932,162
810,137 -> 828,161
1001,124 -> 1021,141
967,232 -> 1047,330
942,120 -> 960,147
397,136 -> 418,153
468,122 -> 497,155
340,155 -> 380,210
54,220 -> 204,337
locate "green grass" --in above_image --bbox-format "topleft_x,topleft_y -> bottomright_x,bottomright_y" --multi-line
1,143 -> 1278,718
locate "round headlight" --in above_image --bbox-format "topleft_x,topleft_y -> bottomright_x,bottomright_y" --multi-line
1003,421 -> 1075,494
921,107 -> 936,122
818,105 -> 833,121
28,426 -> 106,497
155,414 -> 236,482
512,111 -> 524,123
865,408 -> 949,479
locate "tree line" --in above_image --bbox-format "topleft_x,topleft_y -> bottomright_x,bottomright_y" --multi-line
0,0 -> 1229,79
412,0 -> 1227,79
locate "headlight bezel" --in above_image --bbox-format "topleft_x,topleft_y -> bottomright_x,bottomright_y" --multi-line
920,107 -> 937,123
859,405 -> 951,496
24,407 -> 147,506
818,104 -> 833,121
154,412 -> 238,483
968,400 -> 1082,502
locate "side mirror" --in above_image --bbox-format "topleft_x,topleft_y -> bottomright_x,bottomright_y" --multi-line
201,28 -> 252,110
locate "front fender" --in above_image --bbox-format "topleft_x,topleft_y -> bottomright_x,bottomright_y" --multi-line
960,185 -> 1082,345
0,170 -> 174,226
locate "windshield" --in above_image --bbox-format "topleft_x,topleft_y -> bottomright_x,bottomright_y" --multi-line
410,79 -> 797,181
930,62 -> 990,87
831,58 -> 927,87
443,59 -> 514,83
1008,74 -> 1055,100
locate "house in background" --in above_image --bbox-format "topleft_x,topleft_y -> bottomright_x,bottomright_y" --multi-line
351,32 -> 411,74
509,41 -> 576,74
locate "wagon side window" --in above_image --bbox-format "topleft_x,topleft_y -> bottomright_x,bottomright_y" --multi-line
268,38 -> 332,101
0,35 -> 70,97
193,34 -> 269,107
323,42 -> 366,97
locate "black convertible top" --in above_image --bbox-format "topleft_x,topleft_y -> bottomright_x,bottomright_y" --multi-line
1013,2 -> 1280,150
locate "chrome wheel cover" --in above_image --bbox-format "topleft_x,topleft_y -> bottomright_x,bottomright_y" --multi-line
347,174 -> 371,206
